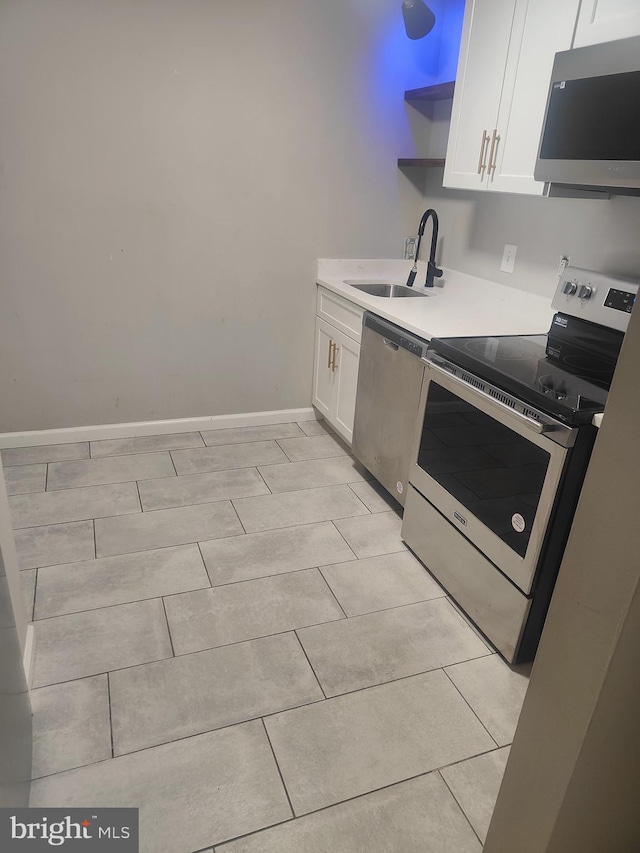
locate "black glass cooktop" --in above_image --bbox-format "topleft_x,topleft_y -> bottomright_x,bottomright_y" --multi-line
428,332 -> 613,425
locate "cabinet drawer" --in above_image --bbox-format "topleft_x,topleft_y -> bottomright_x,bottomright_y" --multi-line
316,287 -> 364,343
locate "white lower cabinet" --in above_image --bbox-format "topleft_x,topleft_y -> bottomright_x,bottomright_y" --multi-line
312,290 -> 363,445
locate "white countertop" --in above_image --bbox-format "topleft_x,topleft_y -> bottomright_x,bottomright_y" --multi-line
317,259 -> 556,340
317,259 -> 603,428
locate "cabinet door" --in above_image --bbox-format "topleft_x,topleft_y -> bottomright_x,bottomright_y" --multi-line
489,0 -> 580,196
574,0 -> 640,47
443,0 -> 518,191
332,328 -> 361,446
312,319 -> 337,420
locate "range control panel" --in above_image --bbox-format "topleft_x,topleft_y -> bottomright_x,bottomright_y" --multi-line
552,266 -> 639,333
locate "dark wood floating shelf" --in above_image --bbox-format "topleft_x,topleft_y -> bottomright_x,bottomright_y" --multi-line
404,81 -> 455,102
398,158 -> 445,168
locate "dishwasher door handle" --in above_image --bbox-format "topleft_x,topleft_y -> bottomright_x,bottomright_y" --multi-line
383,338 -> 399,351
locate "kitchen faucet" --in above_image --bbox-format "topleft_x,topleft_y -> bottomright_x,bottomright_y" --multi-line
406,208 -> 443,288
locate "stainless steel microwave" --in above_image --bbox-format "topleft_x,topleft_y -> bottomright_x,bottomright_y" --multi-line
535,35 -> 640,193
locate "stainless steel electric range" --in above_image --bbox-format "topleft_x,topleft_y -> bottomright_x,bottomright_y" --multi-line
402,267 -> 638,663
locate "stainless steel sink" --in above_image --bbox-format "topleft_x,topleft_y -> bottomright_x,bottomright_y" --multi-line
344,281 -> 428,298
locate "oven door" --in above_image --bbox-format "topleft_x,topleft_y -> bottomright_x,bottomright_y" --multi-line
408,358 -> 578,595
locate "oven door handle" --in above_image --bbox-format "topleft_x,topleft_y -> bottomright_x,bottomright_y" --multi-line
423,357 -> 552,436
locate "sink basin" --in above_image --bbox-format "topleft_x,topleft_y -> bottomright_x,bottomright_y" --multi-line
344,281 -> 428,298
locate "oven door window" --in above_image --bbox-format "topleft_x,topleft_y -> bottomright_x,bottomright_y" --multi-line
417,383 -> 550,558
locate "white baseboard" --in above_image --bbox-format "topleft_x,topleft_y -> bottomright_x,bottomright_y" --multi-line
23,622 -> 35,689
0,407 -> 320,448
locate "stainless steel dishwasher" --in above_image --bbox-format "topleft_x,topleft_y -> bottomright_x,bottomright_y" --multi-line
352,313 -> 428,506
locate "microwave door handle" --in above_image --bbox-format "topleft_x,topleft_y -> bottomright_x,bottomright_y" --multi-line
423,357 -> 548,435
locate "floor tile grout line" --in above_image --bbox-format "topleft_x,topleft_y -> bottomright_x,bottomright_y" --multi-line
35,691 -> 331,770
44,462 -> 49,492
32,540 -> 211,575
329,520 -> 360,561
442,668 -> 502,749
292,630 -> 327,699
32,586 -> 209,624
315,568 -> 349,620
31,568 -> 38,622
228,499 -> 247,535
168,450 -> 179,477
278,649 -> 495,704
229,751 -> 510,838
27,590 -> 458,657
346,480 -> 401,514
44,467 -> 179,494
437,769 -> 485,847
29,720 -> 506,808
134,480 -> 143,513
201,815 -> 298,853
199,554 -> 359,590
11,490 -> 379,533
106,672 -> 115,759
260,718 -> 296,819
92,519 -> 97,559
35,618 -> 363,691
274,438 -> 294,463
20,540 -> 402,584
195,542 -> 213,588
317,571 -> 448,619
254,465 -> 274,495
447,596 -> 495,653
161,597 -> 177,657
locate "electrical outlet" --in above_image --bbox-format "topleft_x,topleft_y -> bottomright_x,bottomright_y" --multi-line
557,255 -> 570,278
501,243 -> 517,273
404,236 -> 417,261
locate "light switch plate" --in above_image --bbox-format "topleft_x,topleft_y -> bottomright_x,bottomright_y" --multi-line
501,243 -> 517,273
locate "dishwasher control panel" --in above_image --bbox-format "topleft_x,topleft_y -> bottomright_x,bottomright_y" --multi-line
363,313 -> 429,358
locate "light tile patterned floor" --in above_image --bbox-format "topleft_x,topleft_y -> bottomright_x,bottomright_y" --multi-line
4,421 -> 529,853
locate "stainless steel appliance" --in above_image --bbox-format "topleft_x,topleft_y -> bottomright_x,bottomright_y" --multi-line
352,314 -> 428,507
403,267 -> 638,663
535,35 -> 640,192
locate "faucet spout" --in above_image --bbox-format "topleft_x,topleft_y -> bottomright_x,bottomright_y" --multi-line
419,208 -> 443,288
405,207 -> 443,288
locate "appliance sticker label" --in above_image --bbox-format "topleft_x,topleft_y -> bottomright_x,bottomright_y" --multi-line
512,513 -> 526,533
483,338 -> 499,362
396,481 -> 404,495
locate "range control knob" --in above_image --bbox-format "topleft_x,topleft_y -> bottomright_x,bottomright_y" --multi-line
578,284 -> 593,300
562,280 -> 577,295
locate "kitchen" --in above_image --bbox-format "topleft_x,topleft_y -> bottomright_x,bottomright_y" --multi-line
1,0 -> 640,851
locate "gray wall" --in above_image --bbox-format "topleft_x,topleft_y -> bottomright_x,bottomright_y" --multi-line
421,168 -> 640,297
484,272 -> 640,852
0,472 -> 32,807
0,0 -> 432,432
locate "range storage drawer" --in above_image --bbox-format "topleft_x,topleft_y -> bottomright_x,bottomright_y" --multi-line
401,484 -> 530,662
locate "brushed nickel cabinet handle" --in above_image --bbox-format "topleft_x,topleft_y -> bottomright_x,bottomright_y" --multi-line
488,129 -> 501,175
327,339 -> 334,369
477,130 -> 490,175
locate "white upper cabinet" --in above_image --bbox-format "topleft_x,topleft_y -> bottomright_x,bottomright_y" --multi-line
444,0 -> 580,196
574,0 -> 640,47
443,0 -> 517,191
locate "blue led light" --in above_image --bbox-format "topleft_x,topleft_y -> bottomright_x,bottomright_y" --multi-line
376,0 -> 465,90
